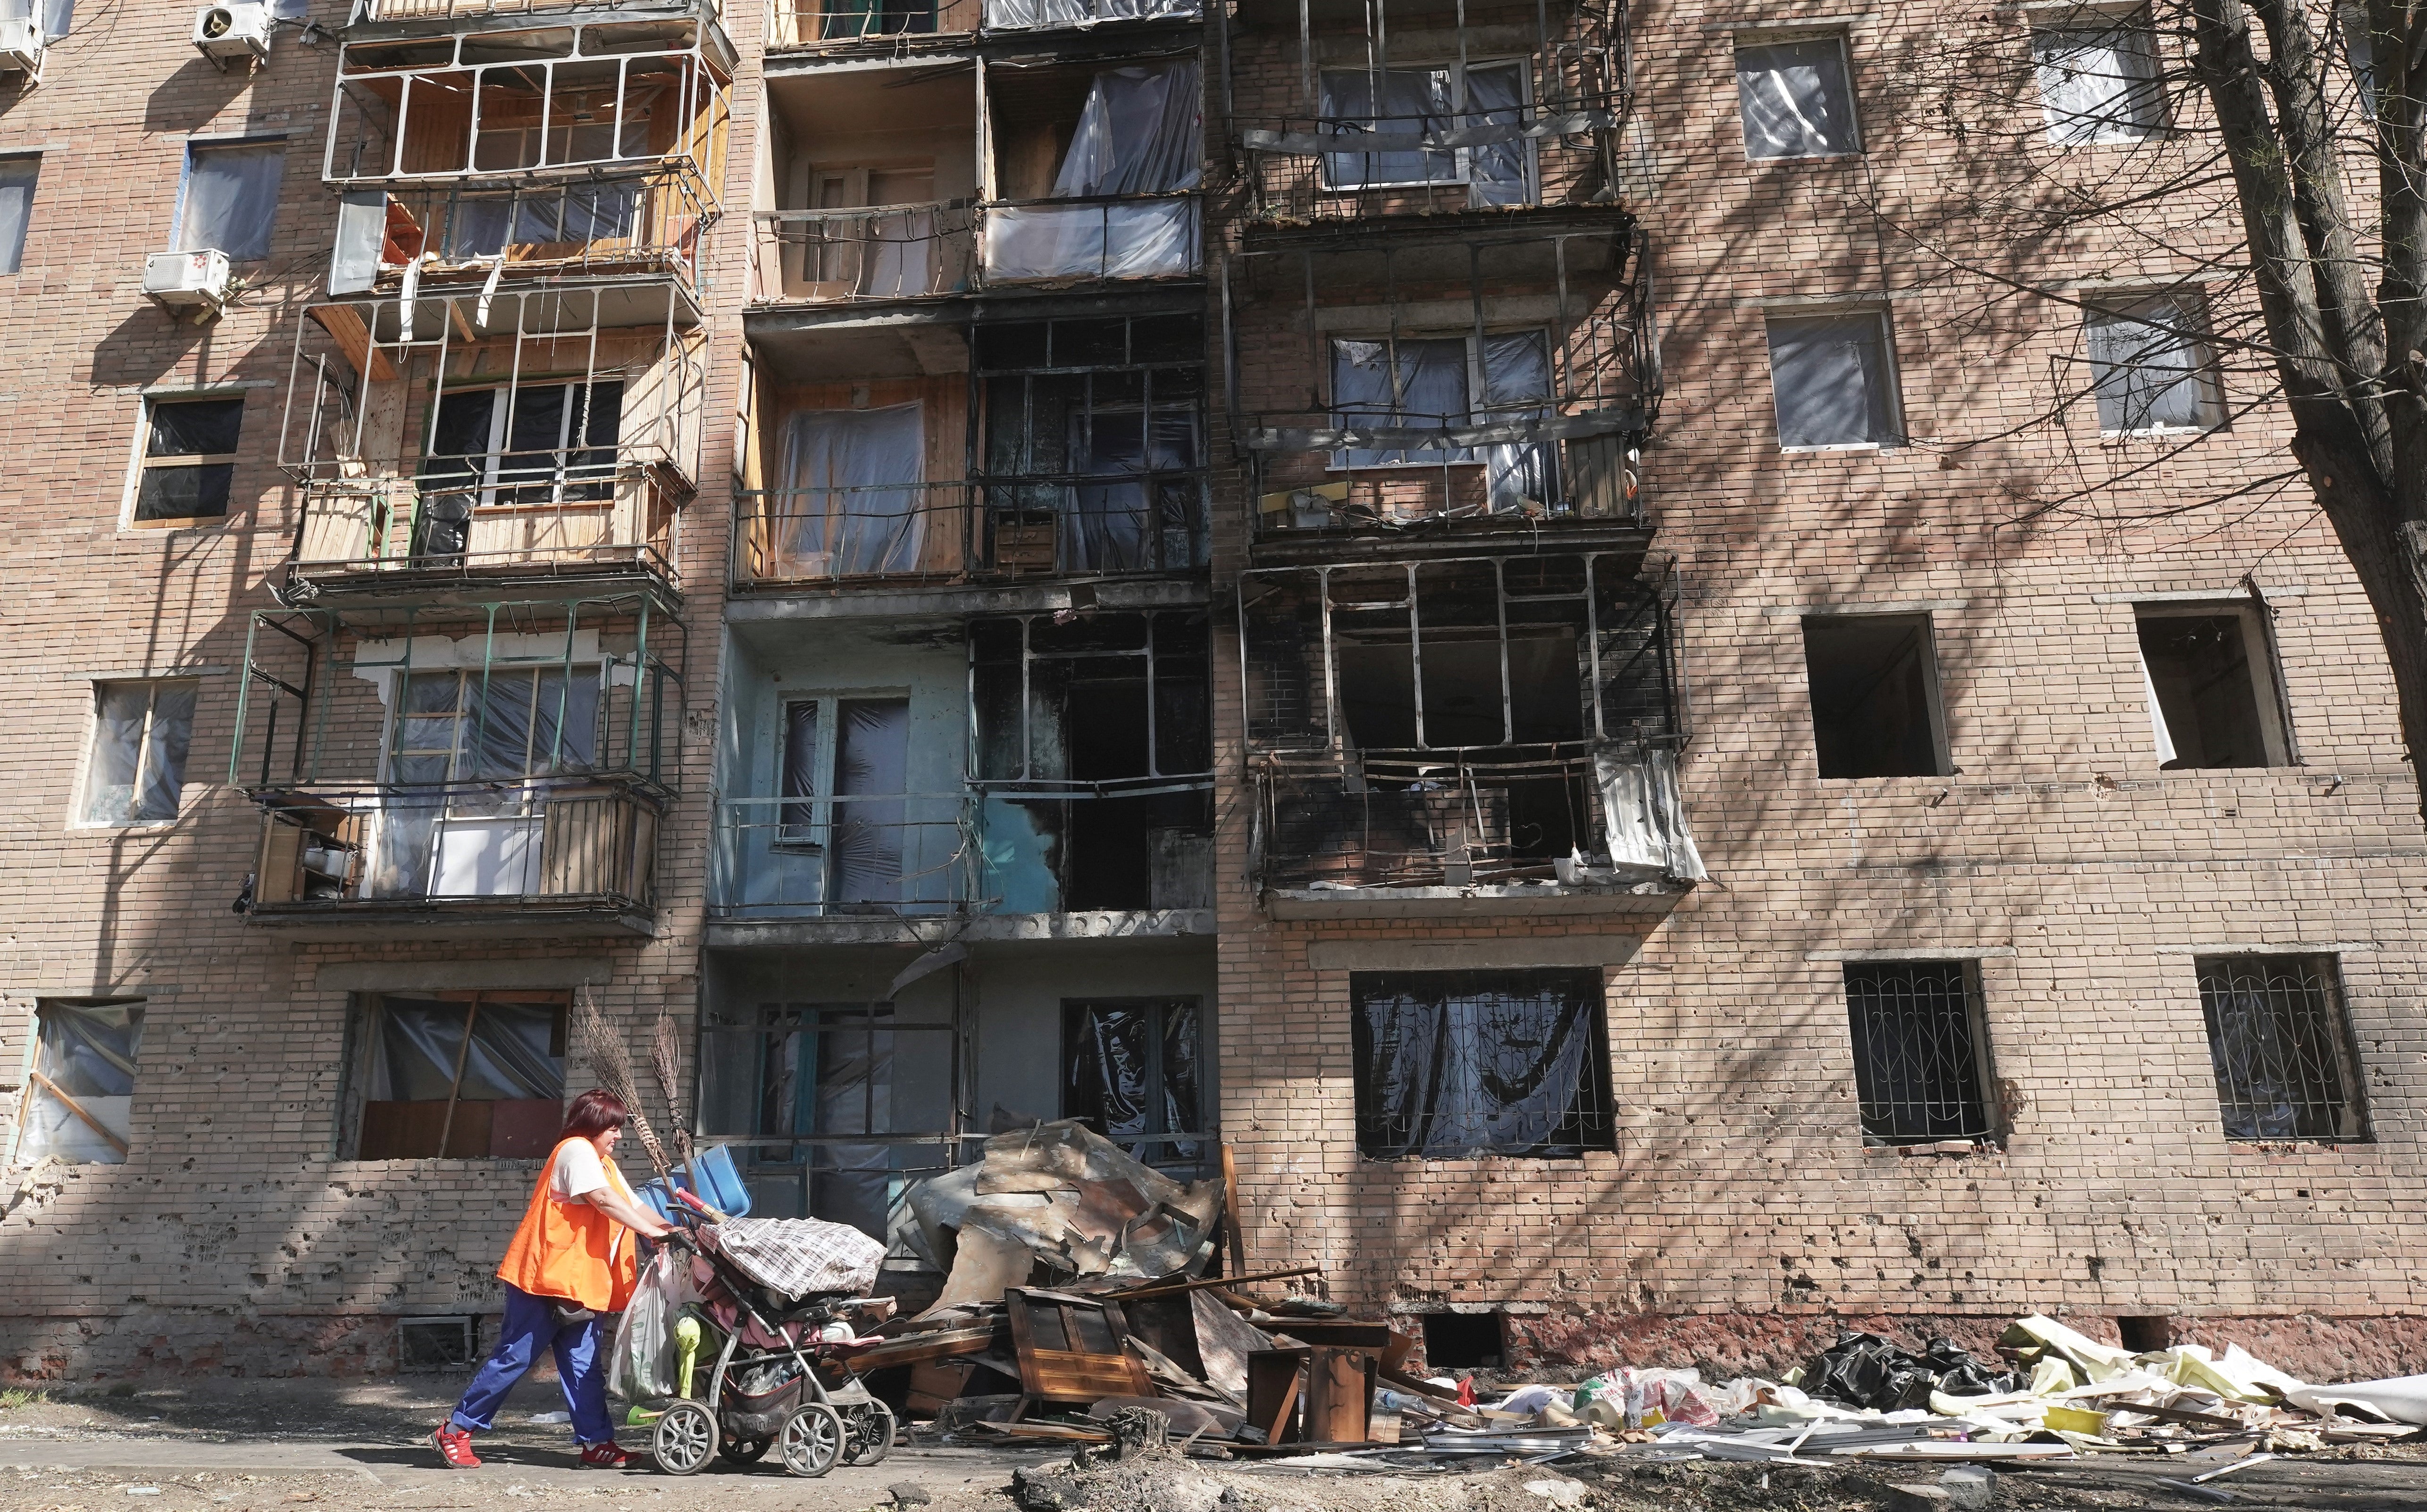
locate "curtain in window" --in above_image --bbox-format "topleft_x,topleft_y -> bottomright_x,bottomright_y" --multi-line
1735,39 -> 1859,158
776,403 -> 926,576
2086,300 -> 2210,431
21,1004 -> 142,1165
1320,68 -> 1456,188
0,156 -> 35,274
984,63 -> 1202,281
179,142 -> 285,261
1766,313 -> 1897,447
1351,973 -> 1601,1159
2033,22 -> 2165,144
1332,337 -> 1469,467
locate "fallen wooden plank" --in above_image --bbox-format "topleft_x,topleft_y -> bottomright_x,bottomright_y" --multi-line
841,1323 -> 1005,1374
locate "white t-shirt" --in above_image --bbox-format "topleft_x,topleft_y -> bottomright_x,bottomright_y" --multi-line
550,1138 -> 633,1204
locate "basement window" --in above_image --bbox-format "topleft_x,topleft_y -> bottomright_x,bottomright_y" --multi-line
1841,961 -> 1996,1146
2135,606 -> 2287,768
1801,614 -> 1948,778
1421,1311 -> 1506,1370
1349,969 -> 1614,1160
15,999 -> 145,1165
80,679 -> 199,826
1735,35 -> 1861,159
398,1316 -> 478,1370
1765,311 -> 1902,449
1063,997 -> 1205,1165
347,993 -> 568,1160
131,395 -> 244,525
2196,954 -> 2367,1142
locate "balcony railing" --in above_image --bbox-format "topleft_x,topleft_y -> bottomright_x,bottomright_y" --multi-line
762,0 -> 1188,47
360,175 -> 712,293
247,776 -> 661,927
732,475 -> 1206,588
746,197 -> 1198,304
290,467 -> 679,597
711,792 -> 978,919
981,195 -> 1199,284
356,0 -> 718,23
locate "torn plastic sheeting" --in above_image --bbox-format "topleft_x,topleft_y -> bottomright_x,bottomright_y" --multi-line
982,0 -> 1196,28
2284,1374 -> 2427,1425
775,402 -> 927,578
1598,748 -> 1708,883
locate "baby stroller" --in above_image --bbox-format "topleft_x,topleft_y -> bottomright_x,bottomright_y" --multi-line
646,1207 -> 898,1478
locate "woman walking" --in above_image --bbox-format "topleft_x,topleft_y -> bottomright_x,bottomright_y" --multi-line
432,1089 -> 673,1470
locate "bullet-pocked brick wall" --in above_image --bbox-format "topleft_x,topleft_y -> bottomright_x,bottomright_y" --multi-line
1209,0 -> 2427,1383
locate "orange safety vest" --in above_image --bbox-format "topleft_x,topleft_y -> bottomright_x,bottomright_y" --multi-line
496,1137 -> 642,1314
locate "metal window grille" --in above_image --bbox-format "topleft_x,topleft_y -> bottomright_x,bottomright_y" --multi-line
2196,954 -> 2367,1141
1842,961 -> 1996,1145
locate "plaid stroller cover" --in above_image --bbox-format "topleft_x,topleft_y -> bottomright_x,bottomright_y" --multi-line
709,1218 -> 886,1300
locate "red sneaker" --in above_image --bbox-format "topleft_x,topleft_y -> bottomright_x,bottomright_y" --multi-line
579,1442 -> 634,1470
433,1426 -> 481,1469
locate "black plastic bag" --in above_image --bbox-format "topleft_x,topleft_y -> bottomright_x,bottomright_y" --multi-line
1803,1331 -> 2023,1410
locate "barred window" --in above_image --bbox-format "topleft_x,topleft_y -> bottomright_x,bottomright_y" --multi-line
1842,961 -> 1996,1145
2196,954 -> 2367,1142
1349,969 -> 1612,1160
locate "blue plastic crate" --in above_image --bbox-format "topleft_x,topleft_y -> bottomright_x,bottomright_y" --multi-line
637,1145 -> 752,1223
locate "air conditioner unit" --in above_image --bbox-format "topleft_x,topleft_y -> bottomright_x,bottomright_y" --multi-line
143,249 -> 232,317
0,16 -> 45,79
192,0 -> 270,62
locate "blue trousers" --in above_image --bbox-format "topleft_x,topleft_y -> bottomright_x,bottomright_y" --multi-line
450,1283 -> 615,1445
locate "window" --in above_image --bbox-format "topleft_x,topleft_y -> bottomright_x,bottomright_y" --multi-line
1735,36 -> 1860,159
1319,61 -> 1532,204
1842,961 -> 1996,1145
772,694 -> 910,904
2341,7 -> 2380,117
15,1000 -> 144,1164
2086,297 -> 2220,433
1330,332 -> 1553,507
132,395 -> 244,524
416,381 -> 624,558
176,139 -> 285,261
80,680 -> 199,825
1349,969 -> 1613,1160
2135,605 -> 2288,769
347,993 -> 568,1159
387,667 -> 601,783
2032,12 -> 2166,145
1765,311 -> 1901,449
2196,955 -> 2365,1141
0,0 -> 76,41
0,154 -> 36,274
1063,997 -> 1205,1164
1801,614 -> 1948,778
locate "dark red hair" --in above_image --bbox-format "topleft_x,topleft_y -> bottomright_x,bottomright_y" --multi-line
560,1089 -> 629,1140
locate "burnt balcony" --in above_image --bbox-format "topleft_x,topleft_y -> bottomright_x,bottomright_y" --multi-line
732,476 -> 1205,588
762,0 -> 1191,51
337,171 -> 714,298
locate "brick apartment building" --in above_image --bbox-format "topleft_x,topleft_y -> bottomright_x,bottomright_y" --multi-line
2,0 -> 2422,1384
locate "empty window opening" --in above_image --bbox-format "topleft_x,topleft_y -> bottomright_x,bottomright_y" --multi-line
1765,311 -> 1901,449
2032,11 -> 2166,144
1422,1311 -> 1506,1371
1802,615 -> 1948,779
0,154 -> 37,273
1319,61 -> 1532,204
133,395 -> 244,525
2087,298 -> 2220,433
81,680 -> 199,826
177,138 -> 285,261
348,993 -> 569,1159
1063,997 -> 1205,1166
398,1316 -> 477,1370
1842,961 -> 1996,1146
1736,35 -> 1860,159
15,999 -> 145,1165
2196,954 -> 2367,1142
1350,969 -> 1614,1160
2117,1315 -> 2172,1352
2136,607 -> 2286,769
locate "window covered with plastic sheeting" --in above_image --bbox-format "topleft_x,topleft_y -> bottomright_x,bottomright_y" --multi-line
1062,997 -> 1204,1165
1349,971 -> 1610,1160
1734,37 -> 1860,159
773,403 -> 927,578
17,1000 -> 144,1165
81,680 -> 199,826
1841,961 -> 1997,1146
2085,297 -> 2219,433
348,992 -> 567,1159
2031,12 -> 2167,144
2196,955 -> 2367,1142
1329,332 -> 1553,508
984,61 -> 1202,282
1318,62 -> 1531,203
983,0 -> 1195,26
1765,311 -> 1901,448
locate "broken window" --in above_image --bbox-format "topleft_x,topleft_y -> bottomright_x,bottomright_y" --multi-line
1841,961 -> 1996,1146
977,313 -> 1205,573
984,61 -> 1202,280
2135,606 -> 2286,768
1063,997 -> 1204,1163
1735,36 -> 1860,159
416,381 -> 624,559
1330,332 -> 1553,509
1766,311 -> 1900,449
2032,11 -> 2166,144
177,138 -> 285,261
0,154 -> 36,274
349,993 -> 568,1159
1318,62 -> 1531,203
2196,955 -> 2366,1142
443,182 -> 643,260
2086,297 -> 2220,433
16,1000 -> 144,1165
1801,614 -> 1947,778
1349,970 -> 1612,1160
81,680 -> 199,826
133,395 -> 244,524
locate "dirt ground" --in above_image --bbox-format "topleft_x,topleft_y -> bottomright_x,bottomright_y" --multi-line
5,1382 -> 2427,1512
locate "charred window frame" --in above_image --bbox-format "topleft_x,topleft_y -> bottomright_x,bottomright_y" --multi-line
1062,996 -> 1207,1166
972,611 -> 1214,785
2195,954 -> 2368,1143
972,311 -> 1208,574
1841,961 -> 1998,1146
1349,969 -> 1614,1160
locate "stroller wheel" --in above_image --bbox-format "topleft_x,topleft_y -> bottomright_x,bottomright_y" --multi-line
778,1403 -> 845,1478
651,1401 -> 719,1476
719,1437 -> 770,1464
844,1400 -> 898,1466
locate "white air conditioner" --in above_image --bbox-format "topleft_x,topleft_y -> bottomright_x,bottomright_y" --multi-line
0,16 -> 45,78
143,249 -> 232,316
192,0 -> 270,61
